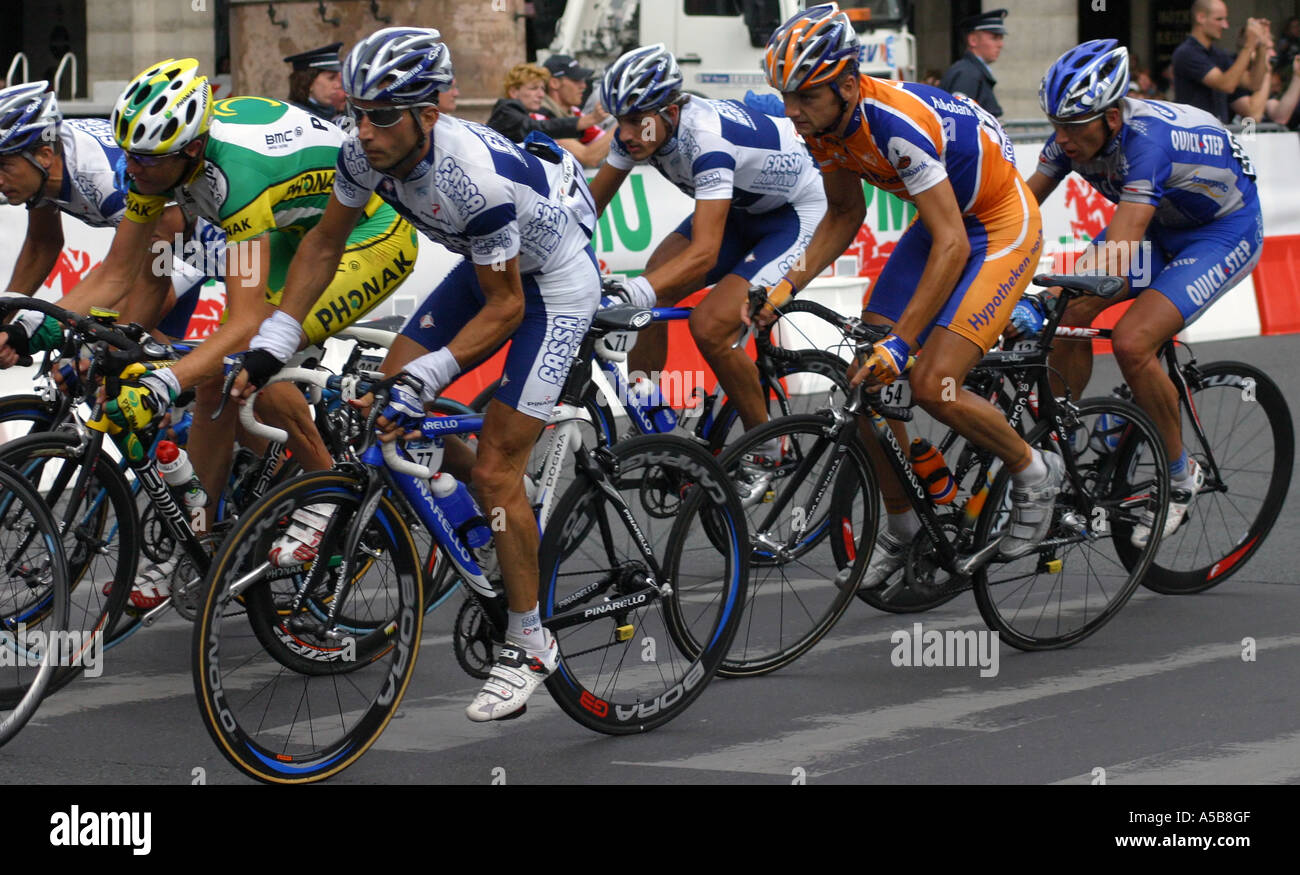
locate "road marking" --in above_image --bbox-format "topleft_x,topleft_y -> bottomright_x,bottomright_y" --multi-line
1053,730 -> 1300,784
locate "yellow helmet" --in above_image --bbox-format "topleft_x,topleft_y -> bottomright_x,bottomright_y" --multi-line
112,58 -> 212,154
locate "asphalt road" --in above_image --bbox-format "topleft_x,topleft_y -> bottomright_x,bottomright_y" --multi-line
2,334 -> 1297,785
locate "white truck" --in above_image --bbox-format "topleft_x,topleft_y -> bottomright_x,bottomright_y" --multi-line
547,0 -> 916,102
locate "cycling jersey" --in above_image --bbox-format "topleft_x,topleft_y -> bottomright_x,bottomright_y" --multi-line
332,114 -> 597,275
1036,97 -> 1259,229
607,97 -> 824,213
804,77 -> 1021,216
29,118 -> 127,227
125,96 -> 388,241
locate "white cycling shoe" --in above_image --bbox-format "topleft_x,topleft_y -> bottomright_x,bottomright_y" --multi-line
465,629 -> 558,722
1132,458 -> 1204,548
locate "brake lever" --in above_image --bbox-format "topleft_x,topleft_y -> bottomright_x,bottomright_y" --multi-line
212,355 -> 244,421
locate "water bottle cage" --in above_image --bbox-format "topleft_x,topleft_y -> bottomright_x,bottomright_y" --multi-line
456,516 -> 491,542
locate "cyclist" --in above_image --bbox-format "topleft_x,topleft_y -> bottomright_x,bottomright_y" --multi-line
0,81 -> 219,365
587,43 -> 826,500
230,28 -> 601,723
1017,39 -> 1263,547
749,2 -> 1052,586
63,58 -> 419,608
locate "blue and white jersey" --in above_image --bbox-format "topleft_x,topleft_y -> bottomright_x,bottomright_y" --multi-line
30,118 -> 128,227
606,97 -> 823,214
332,114 -> 596,275
1036,97 -> 1258,230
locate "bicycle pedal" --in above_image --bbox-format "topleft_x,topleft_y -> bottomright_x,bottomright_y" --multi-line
1041,558 -> 1063,574
615,624 -> 634,642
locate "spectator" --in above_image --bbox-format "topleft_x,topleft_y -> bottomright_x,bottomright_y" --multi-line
1277,16 -> 1300,70
1133,67 -> 1165,99
940,8 -> 1008,117
541,54 -> 610,167
437,78 -> 460,113
1268,54 -> 1300,128
1228,24 -> 1274,123
920,68 -> 943,88
284,42 -> 346,123
1170,0 -> 1269,124
486,63 -> 608,166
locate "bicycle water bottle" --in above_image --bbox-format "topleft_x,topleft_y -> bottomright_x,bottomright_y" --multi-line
1089,393 -> 1128,454
429,473 -> 492,548
910,438 -> 957,505
156,440 -> 208,508
630,377 -> 678,433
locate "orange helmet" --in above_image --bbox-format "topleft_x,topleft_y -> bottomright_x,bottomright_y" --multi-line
763,3 -> 859,92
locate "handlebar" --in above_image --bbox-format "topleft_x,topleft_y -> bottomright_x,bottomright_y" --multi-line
0,295 -> 141,353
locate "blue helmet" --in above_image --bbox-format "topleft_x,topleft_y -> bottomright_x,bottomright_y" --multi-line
0,81 -> 61,155
1039,39 -> 1130,121
342,27 -> 453,104
600,44 -> 684,117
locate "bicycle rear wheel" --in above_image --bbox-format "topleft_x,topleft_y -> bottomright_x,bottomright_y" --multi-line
971,397 -> 1169,651
1117,361 -> 1293,594
192,471 -> 423,783
0,462 -> 70,746
540,435 -> 748,733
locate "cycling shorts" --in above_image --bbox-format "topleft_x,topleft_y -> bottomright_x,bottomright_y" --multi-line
672,195 -> 824,288
866,175 -> 1043,352
400,249 -> 602,421
1092,200 -> 1263,324
253,202 -> 418,345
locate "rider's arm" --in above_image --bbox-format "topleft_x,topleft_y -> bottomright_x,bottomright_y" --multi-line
587,145 -> 633,215
170,234 -> 275,390
637,197 -> 731,299
1081,201 -> 1157,291
5,204 -> 63,294
775,167 -> 866,296
55,204 -> 159,316
887,179 -> 970,349
444,258 -> 526,368
1025,171 -> 1060,205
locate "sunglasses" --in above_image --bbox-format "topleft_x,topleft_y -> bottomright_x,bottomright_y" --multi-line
127,151 -> 182,167
346,102 -> 417,128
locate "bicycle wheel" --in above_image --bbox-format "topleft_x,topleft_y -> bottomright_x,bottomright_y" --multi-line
0,462 -> 70,746
707,349 -> 851,452
0,432 -> 137,682
714,413 -> 874,676
539,434 -> 748,733
0,393 -> 60,443
1116,361 -> 1293,594
192,470 -> 424,783
971,397 -> 1169,651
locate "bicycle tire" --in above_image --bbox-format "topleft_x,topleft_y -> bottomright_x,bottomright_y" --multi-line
0,462 -> 70,746
971,396 -> 1169,651
192,470 -> 423,783
715,413 -> 874,676
0,432 -> 137,679
539,434 -> 748,733
706,349 -> 851,452
1115,361 -> 1293,594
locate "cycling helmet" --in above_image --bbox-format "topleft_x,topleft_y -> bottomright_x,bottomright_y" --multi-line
1039,40 -> 1130,121
600,44 -> 684,117
764,2 -> 859,92
0,82 -> 61,155
111,59 -> 212,154
342,27 -> 453,104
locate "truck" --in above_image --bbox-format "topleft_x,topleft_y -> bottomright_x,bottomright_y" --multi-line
546,0 -> 916,102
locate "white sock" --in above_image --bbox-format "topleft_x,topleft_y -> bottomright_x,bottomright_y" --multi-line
756,437 -> 782,459
1172,458 -> 1199,491
1012,448 -> 1048,486
507,604 -> 546,652
885,509 -> 921,540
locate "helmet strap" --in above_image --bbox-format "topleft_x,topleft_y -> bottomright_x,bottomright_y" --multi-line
811,84 -> 851,139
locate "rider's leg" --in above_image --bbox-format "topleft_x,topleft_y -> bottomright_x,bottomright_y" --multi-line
1047,293 -> 1110,398
690,273 -> 766,429
1110,289 -> 1186,461
252,380 -> 333,471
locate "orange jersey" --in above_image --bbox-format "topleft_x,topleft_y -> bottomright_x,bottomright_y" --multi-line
805,76 -> 1022,216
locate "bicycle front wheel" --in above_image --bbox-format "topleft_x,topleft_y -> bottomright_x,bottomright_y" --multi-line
0,462 -> 70,747
972,397 -> 1170,651
192,471 -> 423,783
540,435 -> 748,733
1119,361 -> 1293,594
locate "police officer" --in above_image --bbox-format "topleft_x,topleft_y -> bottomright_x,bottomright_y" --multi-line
940,8 -> 1007,118
285,42 -> 345,123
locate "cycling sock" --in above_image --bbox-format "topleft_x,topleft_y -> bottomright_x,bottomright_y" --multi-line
508,604 -> 547,652
1010,447 -> 1047,486
1169,449 -> 1189,481
756,437 -> 783,459
885,509 -> 921,539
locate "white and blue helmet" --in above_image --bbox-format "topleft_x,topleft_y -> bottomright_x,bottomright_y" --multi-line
1040,39 -> 1130,121
0,82 -> 61,155
600,44 -> 684,117
341,27 -> 453,104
